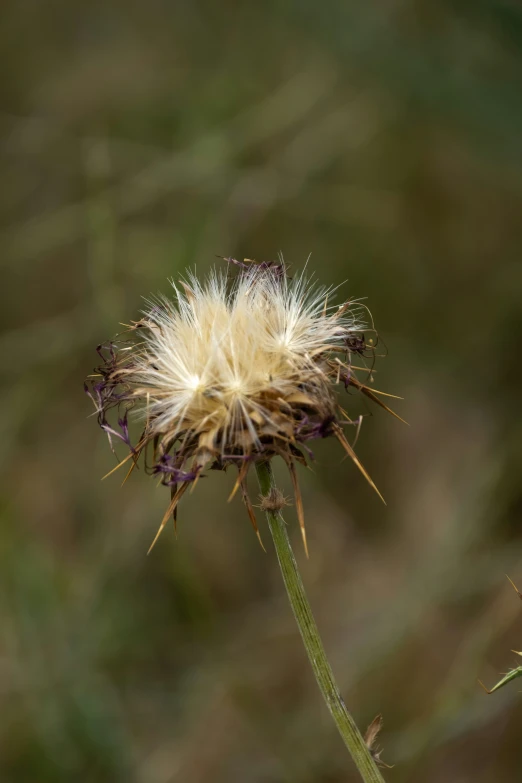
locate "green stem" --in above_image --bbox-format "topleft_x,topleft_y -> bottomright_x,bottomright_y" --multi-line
255,460 -> 386,783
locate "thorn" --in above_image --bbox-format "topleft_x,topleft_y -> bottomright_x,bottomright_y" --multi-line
147,483 -> 188,554
300,525 -> 309,559
334,425 -> 386,504
478,679 -> 492,694
102,450 -> 136,480
120,458 -> 138,487
348,377 -> 408,424
120,437 -> 145,487
364,389 -> 404,400
241,479 -> 266,553
228,460 -> 249,502
288,459 -> 309,558
506,574 -> 522,599
147,524 -> 166,555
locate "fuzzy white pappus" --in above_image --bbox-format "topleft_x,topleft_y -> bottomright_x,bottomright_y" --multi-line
134,268 -> 364,444
86,260 -> 396,552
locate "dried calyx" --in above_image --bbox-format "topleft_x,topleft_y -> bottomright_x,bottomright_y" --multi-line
85,258 -> 400,553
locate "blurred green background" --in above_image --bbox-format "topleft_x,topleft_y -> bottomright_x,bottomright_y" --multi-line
2,2 -> 522,781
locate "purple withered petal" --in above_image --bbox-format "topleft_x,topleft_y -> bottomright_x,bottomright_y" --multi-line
342,370 -> 351,390
160,470 -> 199,486
100,419 -> 135,453
294,414 -> 336,443
150,452 -> 198,485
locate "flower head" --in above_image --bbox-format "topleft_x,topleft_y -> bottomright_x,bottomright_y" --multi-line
86,259 -> 399,552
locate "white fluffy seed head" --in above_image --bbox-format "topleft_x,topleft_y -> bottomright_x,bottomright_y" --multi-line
87,260 -> 392,552
131,267 -> 364,452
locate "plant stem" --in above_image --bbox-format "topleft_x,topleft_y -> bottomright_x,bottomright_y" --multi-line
255,460 -> 386,783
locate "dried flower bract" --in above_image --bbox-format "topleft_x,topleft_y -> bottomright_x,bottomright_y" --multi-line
85,258 -> 398,553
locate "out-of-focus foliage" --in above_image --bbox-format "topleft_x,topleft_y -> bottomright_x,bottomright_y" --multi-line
1,2 -> 522,781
